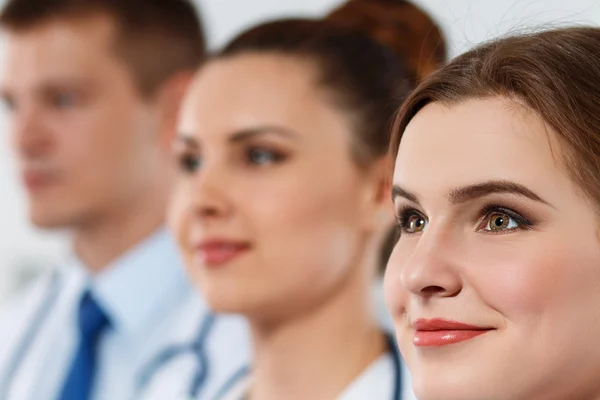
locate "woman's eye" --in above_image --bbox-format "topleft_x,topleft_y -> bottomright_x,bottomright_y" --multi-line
247,148 -> 284,166
398,211 -> 428,235
178,153 -> 201,174
482,212 -> 519,232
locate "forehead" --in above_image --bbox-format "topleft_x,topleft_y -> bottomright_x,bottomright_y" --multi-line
394,97 -> 569,200
1,13 -> 121,87
179,53 -> 349,142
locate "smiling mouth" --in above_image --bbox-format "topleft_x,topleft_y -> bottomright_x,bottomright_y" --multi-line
412,318 -> 495,347
193,240 -> 251,268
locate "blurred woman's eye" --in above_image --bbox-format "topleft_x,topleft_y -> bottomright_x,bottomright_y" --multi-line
396,207 -> 428,236
177,152 -> 202,174
478,205 -> 532,233
246,147 -> 286,166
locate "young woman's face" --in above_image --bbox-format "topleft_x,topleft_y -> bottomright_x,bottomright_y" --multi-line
169,54 -> 383,322
386,97 -> 600,400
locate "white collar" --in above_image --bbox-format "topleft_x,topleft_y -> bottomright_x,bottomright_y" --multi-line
66,228 -> 193,337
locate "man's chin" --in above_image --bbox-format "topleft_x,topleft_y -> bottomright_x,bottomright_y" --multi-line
28,206 -> 79,230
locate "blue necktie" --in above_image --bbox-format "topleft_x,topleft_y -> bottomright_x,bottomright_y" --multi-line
58,290 -> 110,400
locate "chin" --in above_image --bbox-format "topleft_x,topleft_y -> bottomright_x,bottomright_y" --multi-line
194,273 -> 258,314
197,278 -> 294,325
202,289 -> 251,314
409,361 -> 517,400
29,207 -> 72,229
412,381 -> 482,400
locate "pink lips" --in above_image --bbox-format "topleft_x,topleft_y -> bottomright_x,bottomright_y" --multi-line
413,318 -> 494,347
193,239 -> 251,268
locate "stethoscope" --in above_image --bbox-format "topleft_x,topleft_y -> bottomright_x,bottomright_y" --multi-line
213,332 -> 403,400
0,271 -> 216,400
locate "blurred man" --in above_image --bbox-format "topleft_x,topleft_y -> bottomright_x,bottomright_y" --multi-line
0,1 -> 249,399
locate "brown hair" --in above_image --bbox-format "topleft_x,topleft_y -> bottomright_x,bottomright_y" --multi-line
327,0 -> 446,83
218,0 -> 446,166
0,0 -> 206,97
390,27 -> 600,209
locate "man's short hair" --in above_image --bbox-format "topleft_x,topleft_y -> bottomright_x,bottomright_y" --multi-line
0,0 -> 206,97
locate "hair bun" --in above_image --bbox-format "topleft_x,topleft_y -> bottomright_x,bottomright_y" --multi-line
326,0 -> 447,83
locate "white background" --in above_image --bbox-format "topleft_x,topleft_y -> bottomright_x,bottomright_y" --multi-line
1,0 -> 599,303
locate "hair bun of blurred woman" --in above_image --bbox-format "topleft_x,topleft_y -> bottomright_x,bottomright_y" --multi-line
326,0 -> 447,84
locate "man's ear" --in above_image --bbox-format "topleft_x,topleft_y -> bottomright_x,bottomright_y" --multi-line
154,70 -> 196,150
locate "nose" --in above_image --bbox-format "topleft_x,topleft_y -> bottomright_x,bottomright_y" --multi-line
10,103 -> 51,159
189,161 -> 233,221
390,227 -> 463,300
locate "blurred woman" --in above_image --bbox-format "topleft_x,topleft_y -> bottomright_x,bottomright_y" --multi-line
386,26 -> 600,400
169,0 -> 445,399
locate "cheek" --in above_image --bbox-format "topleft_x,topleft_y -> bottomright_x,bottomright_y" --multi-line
167,182 -> 193,260
465,231 -> 600,327
383,241 -> 406,314
238,168 -> 366,294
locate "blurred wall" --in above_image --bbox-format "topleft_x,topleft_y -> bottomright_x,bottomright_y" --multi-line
1,0 -> 599,304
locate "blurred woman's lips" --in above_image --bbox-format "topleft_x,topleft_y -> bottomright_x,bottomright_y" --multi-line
412,318 -> 495,347
192,239 -> 251,268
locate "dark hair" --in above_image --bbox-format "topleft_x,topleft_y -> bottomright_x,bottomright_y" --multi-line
327,0 -> 446,83
390,27 -> 600,211
0,0 -> 206,97
218,0 -> 446,166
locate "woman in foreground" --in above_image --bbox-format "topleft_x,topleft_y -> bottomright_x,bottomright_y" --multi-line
169,0 -> 445,399
385,26 -> 600,400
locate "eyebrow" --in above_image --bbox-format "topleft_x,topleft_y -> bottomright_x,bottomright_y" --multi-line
392,179 -> 553,207
228,125 -> 299,143
175,125 -> 299,149
392,185 -> 420,205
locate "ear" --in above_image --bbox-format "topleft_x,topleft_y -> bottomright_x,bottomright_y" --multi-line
154,70 -> 196,150
362,155 -> 396,233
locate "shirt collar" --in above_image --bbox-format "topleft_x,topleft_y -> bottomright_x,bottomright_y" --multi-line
71,228 -> 195,337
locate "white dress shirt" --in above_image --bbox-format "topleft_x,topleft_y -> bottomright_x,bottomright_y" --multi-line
0,228 -> 251,400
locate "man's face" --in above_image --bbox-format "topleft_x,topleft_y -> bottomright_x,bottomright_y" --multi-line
1,14 -> 162,228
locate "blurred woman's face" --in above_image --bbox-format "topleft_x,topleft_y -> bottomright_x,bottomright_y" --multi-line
385,97 -> 600,400
169,54 -> 381,322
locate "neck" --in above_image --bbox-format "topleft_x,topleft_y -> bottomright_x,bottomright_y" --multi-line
73,174 -> 171,273
249,259 -> 386,400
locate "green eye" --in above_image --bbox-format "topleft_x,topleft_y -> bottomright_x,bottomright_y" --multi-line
484,212 -> 518,232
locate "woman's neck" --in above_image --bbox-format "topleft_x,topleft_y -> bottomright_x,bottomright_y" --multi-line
248,269 -> 386,400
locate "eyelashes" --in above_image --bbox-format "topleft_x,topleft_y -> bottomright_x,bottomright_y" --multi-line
395,203 -> 535,237
478,204 -> 533,232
